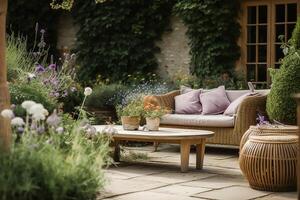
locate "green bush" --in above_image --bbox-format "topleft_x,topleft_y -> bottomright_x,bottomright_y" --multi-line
10,81 -> 57,114
0,126 -> 110,200
85,84 -> 127,109
266,51 -> 300,124
6,34 -> 34,81
290,17 -> 300,49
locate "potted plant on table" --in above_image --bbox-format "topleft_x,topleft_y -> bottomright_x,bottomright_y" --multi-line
143,103 -> 167,131
117,99 -> 144,130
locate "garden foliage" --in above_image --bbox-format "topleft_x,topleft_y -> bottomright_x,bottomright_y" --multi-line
72,0 -> 174,83
174,0 -> 241,81
7,1 -> 58,51
266,17 -> 300,124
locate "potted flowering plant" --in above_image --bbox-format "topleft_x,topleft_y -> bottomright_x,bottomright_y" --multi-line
143,103 -> 167,131
116,99 -> 144,130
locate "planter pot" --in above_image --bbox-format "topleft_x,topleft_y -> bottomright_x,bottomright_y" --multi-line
146,117 -> 160,131
121,116 -> 140,130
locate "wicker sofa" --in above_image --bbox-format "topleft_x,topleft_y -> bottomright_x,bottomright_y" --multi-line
144,89 -> 269,148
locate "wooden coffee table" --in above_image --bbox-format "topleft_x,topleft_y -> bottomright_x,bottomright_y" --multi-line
94,125 -> 214,172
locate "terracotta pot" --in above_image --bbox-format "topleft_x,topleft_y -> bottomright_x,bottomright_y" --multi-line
146,117 -> 160,131
121,116 -> 140,130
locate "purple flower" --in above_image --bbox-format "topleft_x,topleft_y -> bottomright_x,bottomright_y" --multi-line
257,113 -> 270,125
62,90 -> 68,97
35,64 -> 45,73
48,64 -> 57,70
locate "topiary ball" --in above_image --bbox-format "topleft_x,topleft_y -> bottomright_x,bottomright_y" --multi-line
266,51 -> 300,125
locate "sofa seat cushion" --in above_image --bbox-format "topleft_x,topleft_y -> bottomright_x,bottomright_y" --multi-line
161,114 -> 235,128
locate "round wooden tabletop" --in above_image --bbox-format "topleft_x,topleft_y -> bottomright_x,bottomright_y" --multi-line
94,125 -> 214,140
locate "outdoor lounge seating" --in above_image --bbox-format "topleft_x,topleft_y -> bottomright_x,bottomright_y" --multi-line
144,89 -> 269,148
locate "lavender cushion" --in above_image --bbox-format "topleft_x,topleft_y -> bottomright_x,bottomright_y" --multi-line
223,92 -> 258,116
200,86 -> 230,115
175,89 -> 202,114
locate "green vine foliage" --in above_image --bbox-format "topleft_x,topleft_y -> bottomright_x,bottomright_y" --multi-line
174,0 -> 241,81
7,1 -> 59,52
72,0 -> 174,83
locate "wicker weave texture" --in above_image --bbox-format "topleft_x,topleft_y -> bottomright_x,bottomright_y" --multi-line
144,90 -> 267,147
239,135 -> 298,192
240,125 -> 298,150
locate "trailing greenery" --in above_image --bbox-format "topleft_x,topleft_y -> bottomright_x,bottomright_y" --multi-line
72,0 -> 174,83
174,0 -> 241,82
7,1 -> 59,51
266,18 -> 300,124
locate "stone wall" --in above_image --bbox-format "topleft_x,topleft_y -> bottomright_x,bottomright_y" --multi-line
56,15 -> 191,79
155,16 -> 191,80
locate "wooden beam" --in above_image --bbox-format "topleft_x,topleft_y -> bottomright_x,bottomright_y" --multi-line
0,0 -> 12,151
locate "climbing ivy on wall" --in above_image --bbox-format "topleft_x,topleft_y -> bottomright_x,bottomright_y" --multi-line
7,1 -> 59,50
174,0 -> 241,81
72,0 -> 174,83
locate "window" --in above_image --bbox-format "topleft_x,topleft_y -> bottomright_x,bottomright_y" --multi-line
241,0 -> 299,86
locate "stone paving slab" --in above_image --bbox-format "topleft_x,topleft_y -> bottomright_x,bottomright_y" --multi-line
149,184 -> 211,196
102,191 -> 205,200
99,144 -> 298,200
181,174 -> 249,189
193,185 -> 271,200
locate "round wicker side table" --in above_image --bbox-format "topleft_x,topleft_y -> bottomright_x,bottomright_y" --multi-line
240,125 -> 298,150
239,135 -> 298,192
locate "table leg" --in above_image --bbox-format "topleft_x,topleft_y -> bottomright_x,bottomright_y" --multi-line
180,141 -> 190,172
114,140 -> 120,162
196,139 -> 206,170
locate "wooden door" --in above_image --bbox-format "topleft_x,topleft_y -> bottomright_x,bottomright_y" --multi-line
241,0 -> 300,87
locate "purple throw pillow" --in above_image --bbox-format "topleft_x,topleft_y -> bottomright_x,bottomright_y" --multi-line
175,89 -> 202,114
224,92 -> 258,116
200,86 -> 230,115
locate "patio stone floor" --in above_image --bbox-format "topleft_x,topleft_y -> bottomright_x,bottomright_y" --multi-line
99,144 -> 297,200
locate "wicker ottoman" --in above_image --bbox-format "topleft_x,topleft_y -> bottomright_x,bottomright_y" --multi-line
239,135 -> 298,192
240,125 -> 298,150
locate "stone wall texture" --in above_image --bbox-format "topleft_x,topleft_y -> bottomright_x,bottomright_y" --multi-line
155,16 -> 191,80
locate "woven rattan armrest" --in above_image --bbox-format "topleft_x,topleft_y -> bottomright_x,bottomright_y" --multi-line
143,90 -> 180,111
234,95 -> 267,137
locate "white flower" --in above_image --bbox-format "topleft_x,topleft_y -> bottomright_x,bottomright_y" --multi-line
28,103 -> 44,115
84,87 -> 93,96
21,100 -> 36,112
43,109 -> 49,116
1,109 -> 14,119
11,117 -> 25,127
56,127 -> 64,134
27,73 -> 36,79
32,113 -> 46,121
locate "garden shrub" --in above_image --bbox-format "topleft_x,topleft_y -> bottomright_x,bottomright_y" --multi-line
85,84 -> 127,109
174,0 -> 240,82
0,126 -> 110,200
266,18 -> 300,124
6,34 -> 34,81
290,17 -> 300,50
266,51 -> 300,124
72,0 -> 174,83
10,81 -> 57,114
